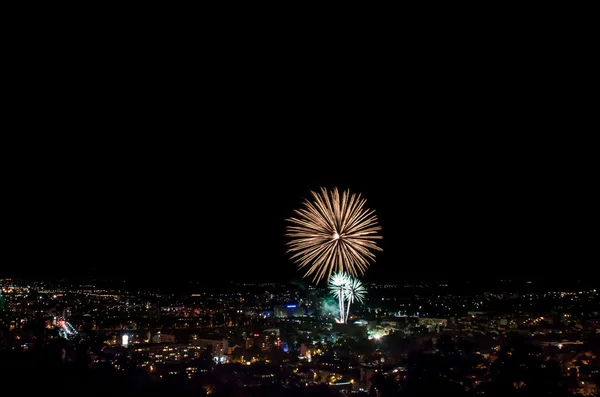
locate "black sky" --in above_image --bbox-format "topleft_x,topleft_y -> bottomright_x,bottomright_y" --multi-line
2,28 -> 597,285
4,131 -> 596,286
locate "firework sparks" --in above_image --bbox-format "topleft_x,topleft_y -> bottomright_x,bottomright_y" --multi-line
286,187 -> 382,284
328,272 -> 350,323
344,276 -> 366,322
327,272 -> 368,323
328,272 -> 350,300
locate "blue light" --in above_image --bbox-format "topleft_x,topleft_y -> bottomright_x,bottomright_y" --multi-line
286,305 -> 296,308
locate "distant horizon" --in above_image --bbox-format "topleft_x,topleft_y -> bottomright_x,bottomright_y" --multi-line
1,272 -> 593,285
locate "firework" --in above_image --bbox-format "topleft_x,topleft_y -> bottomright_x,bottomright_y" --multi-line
344,276 -> 366,322
328,272 -> 350,323
285,187 -> 382,284
327,272 -> 368,323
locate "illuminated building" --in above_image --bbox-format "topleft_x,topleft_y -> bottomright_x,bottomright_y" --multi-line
280,341 -> 289,352
418,317 -> 448,331
193,336 -> 228,359
246,333 -> 261,349
300,343 -> 312,356
0,290 -> 5,310
274,303 -> 304,318
152,333 -> 176,343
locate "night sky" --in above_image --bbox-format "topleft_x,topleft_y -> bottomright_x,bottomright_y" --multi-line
4,133 -> 596,286
3,13 -> 597,287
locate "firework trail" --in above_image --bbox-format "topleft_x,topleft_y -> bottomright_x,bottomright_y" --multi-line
327,272 -> 368,323
328,272 -> 350,323
344,276 -> 366,322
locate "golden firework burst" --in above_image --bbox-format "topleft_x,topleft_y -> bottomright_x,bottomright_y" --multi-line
285,187 -> 382,284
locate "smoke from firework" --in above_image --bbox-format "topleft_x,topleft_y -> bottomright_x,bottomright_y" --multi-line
319,295 -> 340,319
